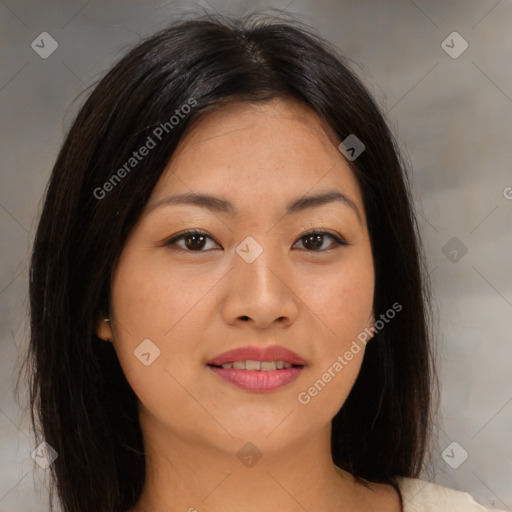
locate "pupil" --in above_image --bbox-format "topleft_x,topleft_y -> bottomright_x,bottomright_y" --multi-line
184,233 -> 325,251
304,234 -> 323,250
186,234 -> 205,250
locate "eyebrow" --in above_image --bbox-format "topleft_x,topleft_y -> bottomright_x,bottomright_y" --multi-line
146,189 -> 362,223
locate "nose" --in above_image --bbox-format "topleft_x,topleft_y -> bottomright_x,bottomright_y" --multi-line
220,242 -> 300,329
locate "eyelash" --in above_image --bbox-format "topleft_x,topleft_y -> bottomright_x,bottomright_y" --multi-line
163,228 -> 348,253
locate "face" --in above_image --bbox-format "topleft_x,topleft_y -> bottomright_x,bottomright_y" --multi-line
98,98 -> 375,456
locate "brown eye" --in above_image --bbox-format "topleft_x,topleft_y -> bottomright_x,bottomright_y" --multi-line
294,230 -> 347,252
164,230 -> 220,252
163,229 -> 347,253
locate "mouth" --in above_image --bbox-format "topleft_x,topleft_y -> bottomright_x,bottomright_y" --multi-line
206,345 -> 306,392
208,360 -> 303,370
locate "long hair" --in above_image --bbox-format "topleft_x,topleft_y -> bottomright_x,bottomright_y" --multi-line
25,11 -> 437,512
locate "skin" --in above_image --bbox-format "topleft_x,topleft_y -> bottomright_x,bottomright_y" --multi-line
97,98 -> 402,512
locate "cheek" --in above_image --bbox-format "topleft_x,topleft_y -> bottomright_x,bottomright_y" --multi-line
302,255 -> 374,343
110,245 -> 218,343
294,256 -> 373,415
107,249 -> 219,421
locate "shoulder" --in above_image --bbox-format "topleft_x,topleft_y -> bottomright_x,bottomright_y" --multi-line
396,477 -> 506,512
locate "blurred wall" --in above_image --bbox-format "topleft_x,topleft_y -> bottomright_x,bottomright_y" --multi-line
1,1 -> 511,510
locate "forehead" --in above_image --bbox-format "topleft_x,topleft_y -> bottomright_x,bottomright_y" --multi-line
147,98 -> 365,219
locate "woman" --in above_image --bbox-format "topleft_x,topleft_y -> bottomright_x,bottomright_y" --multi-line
26,11 -> 503,512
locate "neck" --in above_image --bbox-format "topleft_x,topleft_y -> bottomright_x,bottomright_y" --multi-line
132,417 -> 372,512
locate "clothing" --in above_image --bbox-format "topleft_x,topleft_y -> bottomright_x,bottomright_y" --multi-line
397,477 -> 507,511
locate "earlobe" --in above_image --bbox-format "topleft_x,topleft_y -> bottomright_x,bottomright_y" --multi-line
368,312 -> 375,331
96,317 -> 113,342
367,312 -> 377,341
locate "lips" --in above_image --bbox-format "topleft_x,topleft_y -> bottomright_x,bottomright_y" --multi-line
207,345 -> 306,367
207,345 -> 306,392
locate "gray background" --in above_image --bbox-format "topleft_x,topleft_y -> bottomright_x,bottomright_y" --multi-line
1,0 -> 511,510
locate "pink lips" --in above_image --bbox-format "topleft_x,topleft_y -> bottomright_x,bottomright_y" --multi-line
207,345 -> 306,392
207,345 -> 306,367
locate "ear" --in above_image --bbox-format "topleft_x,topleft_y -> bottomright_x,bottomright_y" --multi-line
96,316 -> 114,342
366,311 -> 377,341
368,311 -> 375,330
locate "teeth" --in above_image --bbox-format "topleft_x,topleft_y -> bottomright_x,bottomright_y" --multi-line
219,360 -> 294,370
246,360 -> 261,370
260,361 -> 276,371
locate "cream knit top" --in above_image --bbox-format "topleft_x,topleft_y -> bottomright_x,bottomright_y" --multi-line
397,477 -> 507,511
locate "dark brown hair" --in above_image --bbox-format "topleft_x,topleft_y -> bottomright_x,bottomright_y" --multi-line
25,10 -> 437,512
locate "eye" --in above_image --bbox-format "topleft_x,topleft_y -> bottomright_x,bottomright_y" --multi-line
163,229 -> 221,252
163,228 -> 348,253
293,229 -> 348,252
